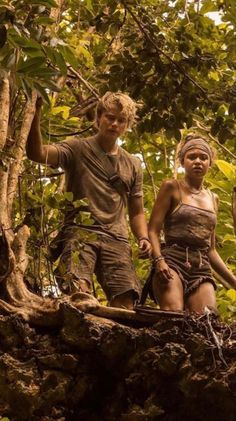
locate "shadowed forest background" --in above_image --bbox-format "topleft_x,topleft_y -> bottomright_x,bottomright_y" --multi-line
0,0 -> 236,420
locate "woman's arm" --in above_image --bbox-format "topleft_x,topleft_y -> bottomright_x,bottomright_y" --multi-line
148,179 -> 176,283
208,232 -> 236,289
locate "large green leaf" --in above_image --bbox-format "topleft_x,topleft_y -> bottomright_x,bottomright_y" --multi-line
17,57 -> 46,73
215,160 -> 236,181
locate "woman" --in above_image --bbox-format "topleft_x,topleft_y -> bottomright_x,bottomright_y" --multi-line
148,134 -> 236,313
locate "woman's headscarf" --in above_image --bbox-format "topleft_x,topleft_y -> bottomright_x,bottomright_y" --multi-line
179,136 -> 213,164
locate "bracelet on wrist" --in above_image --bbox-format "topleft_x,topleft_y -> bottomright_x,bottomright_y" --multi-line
138,236 -> 151,243
153,256 -> 165,265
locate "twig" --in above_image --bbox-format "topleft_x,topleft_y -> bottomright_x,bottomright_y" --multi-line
68,67 -> 100,100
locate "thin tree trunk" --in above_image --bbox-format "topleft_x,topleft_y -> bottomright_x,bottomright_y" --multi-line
7,91 -> 37,217
0,75 -> 10,150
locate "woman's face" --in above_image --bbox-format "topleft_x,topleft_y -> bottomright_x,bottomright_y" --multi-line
183,148 -> 211,177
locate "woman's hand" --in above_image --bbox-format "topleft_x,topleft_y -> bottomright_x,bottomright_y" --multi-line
155,258 -> 173,284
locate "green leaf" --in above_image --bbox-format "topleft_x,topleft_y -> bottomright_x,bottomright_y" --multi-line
34,17 -> 55,25
17,57 -> 45,73
58,45 -> 78,69
52,50 -> 67,75
226,289 -> 236,302
200,0 -> 219,14
64,192 -> 73,202
43,46 -> 67,74
84,0 -> 94,12
8,29 -> 42,51
20,77 -> 33,100
51,106 -> 70,119
215,160 -> 235,180
33,82 -> 51,105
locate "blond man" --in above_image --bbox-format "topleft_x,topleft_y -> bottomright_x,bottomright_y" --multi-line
27,92 -> 151,309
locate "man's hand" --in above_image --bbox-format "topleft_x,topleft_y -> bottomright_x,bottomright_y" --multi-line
138,238 -> 152,259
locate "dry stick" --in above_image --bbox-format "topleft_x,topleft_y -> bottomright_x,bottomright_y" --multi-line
122,1 -> 207,96
7,91 -> 37,218
0,75 -> 10,150
68,66 -> 100,100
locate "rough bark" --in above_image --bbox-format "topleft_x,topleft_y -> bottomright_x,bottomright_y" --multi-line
7,91 -> 37,217
0,308 -> 235,421
0,74 -> 10,150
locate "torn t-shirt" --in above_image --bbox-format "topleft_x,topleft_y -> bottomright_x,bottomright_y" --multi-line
53,136 -> 143,241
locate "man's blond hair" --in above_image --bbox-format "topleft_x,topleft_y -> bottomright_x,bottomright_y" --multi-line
96,91 -> 137,129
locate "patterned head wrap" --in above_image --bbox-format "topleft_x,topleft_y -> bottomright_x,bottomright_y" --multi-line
179,136 -> 213,164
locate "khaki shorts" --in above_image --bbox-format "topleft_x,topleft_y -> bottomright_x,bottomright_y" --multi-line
55,232 -> 141,302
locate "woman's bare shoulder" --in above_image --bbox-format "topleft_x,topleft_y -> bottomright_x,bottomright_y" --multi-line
160,178 -> 179,193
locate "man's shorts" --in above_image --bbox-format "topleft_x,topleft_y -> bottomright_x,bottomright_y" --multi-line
54,232 -> 141,303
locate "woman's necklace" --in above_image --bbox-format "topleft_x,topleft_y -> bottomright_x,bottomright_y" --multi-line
183,180 -> 203,197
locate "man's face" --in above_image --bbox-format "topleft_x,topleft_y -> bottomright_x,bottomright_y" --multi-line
97,106 -> 128,140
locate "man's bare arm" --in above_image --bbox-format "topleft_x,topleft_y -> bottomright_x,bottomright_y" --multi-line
128,195 -> 152,258
26,98 -> 59,166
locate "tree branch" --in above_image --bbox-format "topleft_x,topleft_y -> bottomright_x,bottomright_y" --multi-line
194,121 -> 236,160
122,1 -> 207,96
68,67 -> 100,100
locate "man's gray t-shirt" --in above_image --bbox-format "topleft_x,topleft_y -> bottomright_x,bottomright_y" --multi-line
54,136 -> 143,241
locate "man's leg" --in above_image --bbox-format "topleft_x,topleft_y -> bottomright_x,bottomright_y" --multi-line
97,237 -> 141,310
55,236 -> 98,295
110,290 -> 135,310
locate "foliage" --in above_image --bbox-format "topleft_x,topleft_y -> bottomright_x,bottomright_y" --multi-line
217,287 -> 236,322
0,0 -> 235,317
